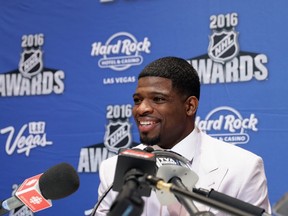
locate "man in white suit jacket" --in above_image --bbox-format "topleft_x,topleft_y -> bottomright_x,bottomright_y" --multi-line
93,57 -> 271,216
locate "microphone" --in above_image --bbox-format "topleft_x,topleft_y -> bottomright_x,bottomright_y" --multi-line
108,148 -> 157,216
152,149 -> 198,205
144,148 -> 209,215
0,162 -> 80,214
112,148 -> 157,196
144,146 -> 199,205
193,188 -> 269,216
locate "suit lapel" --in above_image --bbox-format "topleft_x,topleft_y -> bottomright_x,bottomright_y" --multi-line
194,131 -> 229,191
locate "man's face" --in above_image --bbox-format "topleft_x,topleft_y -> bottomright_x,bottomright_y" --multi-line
132,76 -> 192,149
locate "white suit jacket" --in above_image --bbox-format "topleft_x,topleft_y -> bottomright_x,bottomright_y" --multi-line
94,128 -> 271,215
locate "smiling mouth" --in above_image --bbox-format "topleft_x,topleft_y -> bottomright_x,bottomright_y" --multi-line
137,120 -> 159,133
139,121 -> 156,126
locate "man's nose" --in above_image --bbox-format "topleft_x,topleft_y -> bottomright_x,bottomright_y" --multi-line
136,100 -> 153,115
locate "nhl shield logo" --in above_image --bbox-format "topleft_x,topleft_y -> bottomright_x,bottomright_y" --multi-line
208,30 -> 239,63
19,49 -> 43,78
104,121 -> 132,153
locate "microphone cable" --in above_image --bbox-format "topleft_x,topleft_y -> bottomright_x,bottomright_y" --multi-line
90,184 -> 113,216
91,147 -> 143,216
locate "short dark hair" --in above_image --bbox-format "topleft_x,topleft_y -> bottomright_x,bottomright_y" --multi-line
138,56 -> 200,100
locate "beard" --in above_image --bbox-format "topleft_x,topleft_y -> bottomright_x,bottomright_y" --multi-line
140,134 -> 160,146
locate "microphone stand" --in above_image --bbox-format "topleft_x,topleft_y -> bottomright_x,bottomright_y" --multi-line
169,177 -> 214,216
108,169 -> 146,216
145,175 -> 271,216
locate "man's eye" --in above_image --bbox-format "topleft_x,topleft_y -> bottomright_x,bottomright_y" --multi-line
133,98 -> 141,104
153,97 -> 165,102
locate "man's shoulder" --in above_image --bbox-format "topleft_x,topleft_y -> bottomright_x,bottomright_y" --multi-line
200,129 -> 261,160
100,153 -> 118,169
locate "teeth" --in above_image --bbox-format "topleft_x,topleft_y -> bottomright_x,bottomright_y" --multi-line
140,121 -> 154,125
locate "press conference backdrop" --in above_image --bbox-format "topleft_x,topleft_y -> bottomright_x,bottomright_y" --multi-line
0,0 -> 287,215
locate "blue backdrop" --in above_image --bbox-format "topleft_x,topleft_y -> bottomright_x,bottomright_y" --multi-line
0,0 -> 287,215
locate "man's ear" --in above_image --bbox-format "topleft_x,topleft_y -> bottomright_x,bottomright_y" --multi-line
185,96 -> 198,116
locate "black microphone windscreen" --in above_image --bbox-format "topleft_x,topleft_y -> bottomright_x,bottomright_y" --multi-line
39,162 -> 80,200
143,146 -> 154,153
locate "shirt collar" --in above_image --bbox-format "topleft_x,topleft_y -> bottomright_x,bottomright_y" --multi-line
170,128 -> 198,161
